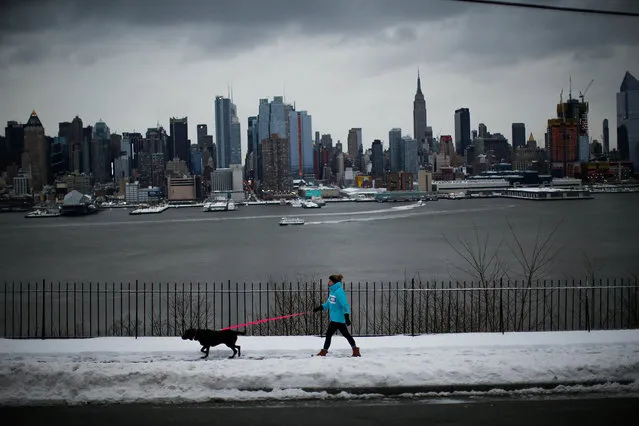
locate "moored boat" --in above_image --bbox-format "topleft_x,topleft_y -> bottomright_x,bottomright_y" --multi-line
24,208 -> 61,218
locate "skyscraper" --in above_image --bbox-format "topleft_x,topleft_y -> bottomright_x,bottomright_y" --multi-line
230,114 -> 241,165
347,127 -> 362,159
197,124 -> 208,146
371,139 -> 384,178
258,96 -> 289,142
478,123 -> 488,138
288,110 -> 313,178
170,117 -> 188,164
58,116 -> 83,173
616,71 -> 639,169
347,127 -> 362,170
215,96 -> 241,168
512,123 -> 526,149
455,108 -> 471,156
603,119 -> 610,154
5,120 -> 24,170
403,136 -> 418,175
389,128 -> 403,173
146,127 -> 167,155
256,96 -> 292,181
247,116 -> 259,181
23,111 -> 48,191
413,70 -> 427,156
91,120 -> 111,183
261,134 -> 290,193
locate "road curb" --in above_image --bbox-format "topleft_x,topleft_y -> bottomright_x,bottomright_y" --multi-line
277,379 -> 637,396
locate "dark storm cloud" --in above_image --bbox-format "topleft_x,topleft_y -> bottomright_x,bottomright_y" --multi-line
0,0 -> 465,35
0,0 -> 638,67
448,0 -> 639,67
0,0 -> 468,66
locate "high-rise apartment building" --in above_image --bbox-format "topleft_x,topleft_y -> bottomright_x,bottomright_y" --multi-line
261,134 -> 290,193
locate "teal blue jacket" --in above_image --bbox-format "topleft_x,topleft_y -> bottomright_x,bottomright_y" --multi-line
321,282 -> 351,323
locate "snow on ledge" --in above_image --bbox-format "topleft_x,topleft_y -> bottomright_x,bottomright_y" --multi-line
1,330 -> 638,405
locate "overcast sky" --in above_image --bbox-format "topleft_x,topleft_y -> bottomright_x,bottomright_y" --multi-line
1,0 -> 638,155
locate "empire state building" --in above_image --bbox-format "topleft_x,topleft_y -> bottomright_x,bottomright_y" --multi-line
413,70 -> 428,158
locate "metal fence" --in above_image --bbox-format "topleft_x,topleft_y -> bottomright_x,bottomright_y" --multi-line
1,279 -> 638,338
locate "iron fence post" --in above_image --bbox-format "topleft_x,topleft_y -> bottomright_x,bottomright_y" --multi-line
411,278 -> 415,337
3,282 -> 6,338
89,281 -> 92,337
499,278 -> 504,334
96,282 -> 100,337
27,282 -> 30,337
151,282 -> 154,337
586,282 -> 590,333
41,279 -> 46,339
135,280 -> 139,339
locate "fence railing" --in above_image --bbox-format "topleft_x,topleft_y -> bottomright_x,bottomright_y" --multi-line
1,279 -> 638,338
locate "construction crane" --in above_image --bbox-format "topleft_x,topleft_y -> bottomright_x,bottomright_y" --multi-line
579,79 -> 594,103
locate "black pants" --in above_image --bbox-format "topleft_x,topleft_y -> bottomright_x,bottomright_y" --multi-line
323,321 -> 357,350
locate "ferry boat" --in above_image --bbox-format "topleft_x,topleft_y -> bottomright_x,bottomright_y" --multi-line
24,208 -> 61,218
279,217 -> 305,226
129,204 -> 169,215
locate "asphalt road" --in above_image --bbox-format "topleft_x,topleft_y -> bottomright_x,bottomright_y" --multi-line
1,396 -> 636,426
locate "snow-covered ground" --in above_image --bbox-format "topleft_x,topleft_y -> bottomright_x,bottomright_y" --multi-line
1,330 -> 638,405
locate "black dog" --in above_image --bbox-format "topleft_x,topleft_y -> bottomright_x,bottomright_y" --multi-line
181,328 -> 246,359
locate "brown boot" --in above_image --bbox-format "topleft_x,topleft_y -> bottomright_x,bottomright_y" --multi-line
317,349 -> 328,356
352,347 -> 361,357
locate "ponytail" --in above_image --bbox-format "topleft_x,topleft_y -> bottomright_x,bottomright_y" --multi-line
329,274 -> 344,283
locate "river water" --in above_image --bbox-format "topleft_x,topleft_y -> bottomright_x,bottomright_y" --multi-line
1,194 -> 637,285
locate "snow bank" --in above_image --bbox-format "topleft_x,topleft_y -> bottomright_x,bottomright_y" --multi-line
1,330 -> 638,405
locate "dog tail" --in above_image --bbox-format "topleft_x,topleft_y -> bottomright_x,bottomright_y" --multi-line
235,330 -> 247,335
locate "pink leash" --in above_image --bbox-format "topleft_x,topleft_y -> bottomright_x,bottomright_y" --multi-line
221,311 -> 311,330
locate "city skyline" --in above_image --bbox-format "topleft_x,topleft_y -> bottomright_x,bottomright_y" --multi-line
1,0 -> 638,155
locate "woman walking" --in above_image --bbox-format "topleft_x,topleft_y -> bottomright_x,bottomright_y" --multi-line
313,274 -> 361,357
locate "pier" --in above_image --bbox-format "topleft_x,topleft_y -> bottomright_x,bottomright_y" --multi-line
502,187 -> 593,201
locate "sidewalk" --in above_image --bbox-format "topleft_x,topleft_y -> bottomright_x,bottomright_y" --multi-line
1,330 -> 638,405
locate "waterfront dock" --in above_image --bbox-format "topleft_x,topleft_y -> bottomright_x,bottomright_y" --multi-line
502,187 -> 593,201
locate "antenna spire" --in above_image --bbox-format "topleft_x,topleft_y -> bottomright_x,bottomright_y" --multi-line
569,75 -> 572,100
